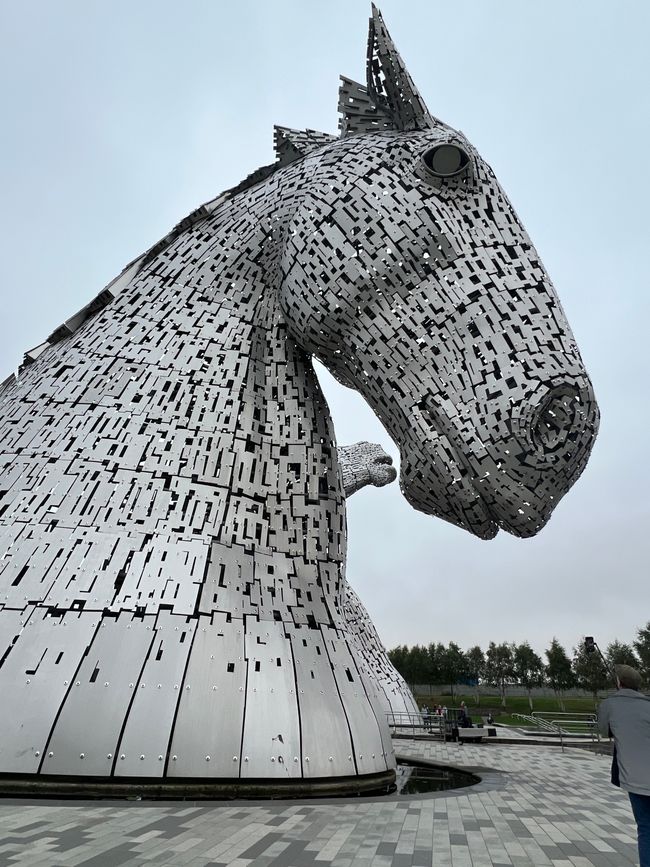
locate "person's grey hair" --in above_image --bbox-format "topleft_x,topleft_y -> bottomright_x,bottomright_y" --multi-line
615,664 -> 643,690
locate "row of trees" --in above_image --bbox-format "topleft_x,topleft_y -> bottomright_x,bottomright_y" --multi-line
388,622 -> 650,709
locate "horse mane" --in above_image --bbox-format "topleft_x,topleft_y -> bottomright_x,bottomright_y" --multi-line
5,124 -> 343,390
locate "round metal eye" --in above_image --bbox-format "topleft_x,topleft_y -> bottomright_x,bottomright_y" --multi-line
422,144 -> 469,178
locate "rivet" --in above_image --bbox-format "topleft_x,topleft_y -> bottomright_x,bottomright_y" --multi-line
232,756 -> 238,762
305,757 -> 310,762
174,685 -> 179,689
79,753 -> 84,759
26,679 -> 30,684
48,751 -> 53,757
107,754 -> 112,759
129,683 -> 134,688
205,756 -> 211,761
140,755 -> 145,760
293,757 -> 298,763
244,757 -> 249,762
172,755 -> 178,761
34,751 -> 40,757
157,684 -> 161,689
329,756 -> 333,762
120,754 -> 125,760
186,685 -> 190,690
348,756 -> 352,761
372,754 -> 375,759
158,756 -> 163,761
75,681 -> 80,686
271,757 -> 276,762
104,682 -> 109,687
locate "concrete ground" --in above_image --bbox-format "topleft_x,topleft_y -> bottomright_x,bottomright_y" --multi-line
0,740 -> 639,866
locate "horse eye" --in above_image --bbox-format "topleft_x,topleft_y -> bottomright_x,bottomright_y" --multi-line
422,144 -> 469,178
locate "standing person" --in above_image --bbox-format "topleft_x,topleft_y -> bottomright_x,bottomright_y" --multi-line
598,664 -> 650,866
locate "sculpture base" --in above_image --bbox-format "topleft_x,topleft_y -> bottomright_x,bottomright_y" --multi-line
0,769 -> 396,800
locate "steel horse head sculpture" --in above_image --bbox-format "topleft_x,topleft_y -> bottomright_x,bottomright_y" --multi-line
0,7 -> 598,794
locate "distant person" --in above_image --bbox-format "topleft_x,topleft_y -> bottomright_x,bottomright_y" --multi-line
486,712 -> 495,725
458,702 -> 472,728
598,664 -> 650,867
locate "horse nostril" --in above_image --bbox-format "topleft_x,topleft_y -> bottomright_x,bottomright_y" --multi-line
530,385 -> 583,453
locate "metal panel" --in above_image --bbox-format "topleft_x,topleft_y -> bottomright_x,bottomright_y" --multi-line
240,617 -> 301,779
321,628 -> 389,776
168,613 -> 246,778
289,625 -> 354,778
0,608 -> 98,773
114,611 -> 196,777
41,614 -> 155,777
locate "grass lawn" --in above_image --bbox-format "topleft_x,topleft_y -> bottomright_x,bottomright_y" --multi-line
413,692 -> 600,726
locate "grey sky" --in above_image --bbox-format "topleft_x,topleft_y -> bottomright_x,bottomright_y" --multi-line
1,0 -> 648,658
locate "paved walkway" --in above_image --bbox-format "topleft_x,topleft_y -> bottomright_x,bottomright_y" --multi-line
0,741 -> 639,866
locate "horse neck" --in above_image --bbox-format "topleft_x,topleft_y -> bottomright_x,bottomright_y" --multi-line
118,191 -> 348,621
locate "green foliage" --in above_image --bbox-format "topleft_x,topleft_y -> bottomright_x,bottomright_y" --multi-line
512,642 -> 545,710
465,645 -> 485,704
545,638 -> 575,693
439,641 -> 467,700
606,640 -> 639,669
633,623 -> 650,685
390,627 -> 650,702
573,639 -> 610,697
485,642 -> 514,707
544,638 -> 574,709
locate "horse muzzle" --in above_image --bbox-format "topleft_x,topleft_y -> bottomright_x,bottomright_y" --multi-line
401,376 -> 600,540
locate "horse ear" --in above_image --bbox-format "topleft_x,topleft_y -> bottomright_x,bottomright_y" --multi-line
274,126 -> 337,165
340,5 -> 437,136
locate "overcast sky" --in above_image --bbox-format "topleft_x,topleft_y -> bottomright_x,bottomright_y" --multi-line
1,0 -> 648,658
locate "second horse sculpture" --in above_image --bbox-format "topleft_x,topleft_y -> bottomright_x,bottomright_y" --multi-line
0,7 -> 598,794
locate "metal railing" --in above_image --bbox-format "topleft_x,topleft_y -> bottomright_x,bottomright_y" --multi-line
549,717 -> 600,752
512,712 -> 557,732
386,711 -> 446,740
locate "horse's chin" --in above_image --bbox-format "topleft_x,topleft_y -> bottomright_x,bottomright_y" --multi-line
399,465 -> 500,541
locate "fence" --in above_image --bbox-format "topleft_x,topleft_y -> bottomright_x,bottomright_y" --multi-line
411,684 -> 616,700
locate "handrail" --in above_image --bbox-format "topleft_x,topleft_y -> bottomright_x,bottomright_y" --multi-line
532,710 -> 596,718
550,718 -> 600,752
512,712 -> 557,732
386,711 -> 446,741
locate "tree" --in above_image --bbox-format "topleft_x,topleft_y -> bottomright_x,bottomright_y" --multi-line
606,640 -> 639,670
427,642 -> 446,685
634,622 -> 650,686
545,638 -> 575,710
485,642 -> 514,707
573,639 -> 609,700
465,645 -> 485,706
513,642 -> 545,711
439,642 -> 466,702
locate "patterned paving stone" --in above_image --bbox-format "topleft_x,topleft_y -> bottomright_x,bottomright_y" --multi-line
0,740 -> 639,866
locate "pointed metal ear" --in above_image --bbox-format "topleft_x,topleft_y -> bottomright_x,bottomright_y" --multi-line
274,126 -> 337,166
366,5 -> 437,132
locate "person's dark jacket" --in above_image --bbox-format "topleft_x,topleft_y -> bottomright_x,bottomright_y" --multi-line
598,689 -> 650,796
